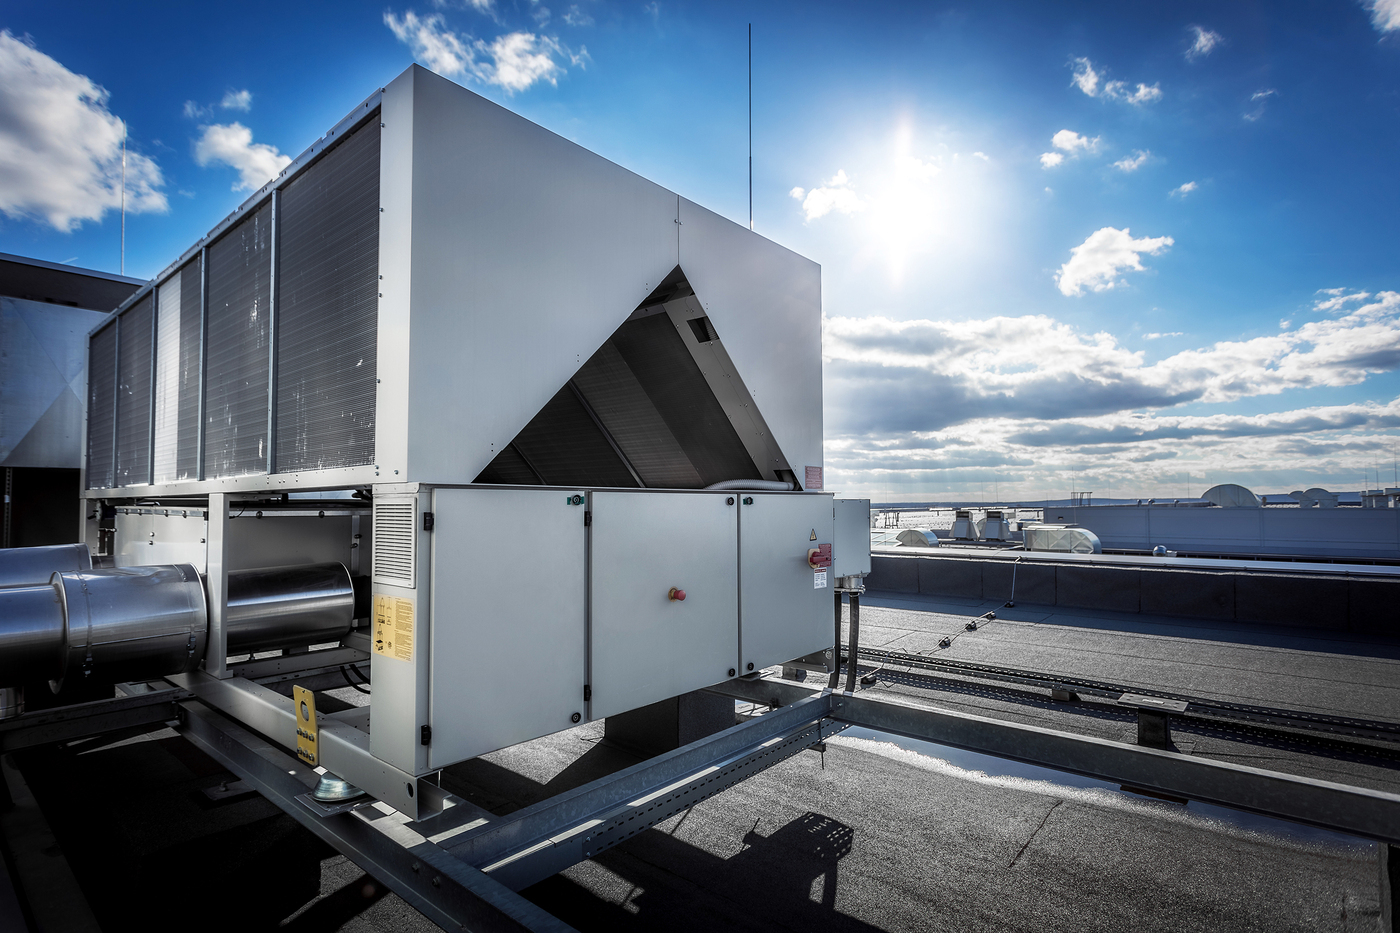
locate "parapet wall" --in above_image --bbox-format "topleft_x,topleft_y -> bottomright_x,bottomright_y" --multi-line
867,553 -> 1398,636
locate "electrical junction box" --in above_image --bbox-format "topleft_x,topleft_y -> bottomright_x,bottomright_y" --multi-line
833,499 -> 873,578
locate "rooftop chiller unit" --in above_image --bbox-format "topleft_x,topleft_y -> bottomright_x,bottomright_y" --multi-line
0,65 -> 850,819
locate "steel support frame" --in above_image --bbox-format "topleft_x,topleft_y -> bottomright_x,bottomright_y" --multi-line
710,677 -> 1400,846
175,700 -> 572,933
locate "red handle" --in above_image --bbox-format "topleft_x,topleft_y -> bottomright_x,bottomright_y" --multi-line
668,587 -> 687,601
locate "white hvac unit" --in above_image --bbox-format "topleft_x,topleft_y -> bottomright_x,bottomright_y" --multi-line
1022,523 -> 1102,554
0,65 -> 862,818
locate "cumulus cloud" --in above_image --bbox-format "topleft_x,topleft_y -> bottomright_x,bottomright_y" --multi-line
384,11 -> 584,92
1169,181 -> 1197,198
1070,57 -> 1162,105
0,31 -> 167,231
1040,129 -> 1100,169
221,89 -> 252,111
1113,150 -> 1150,172
820,291 -> 1400,499
1055,227 -> 1174,296
1186,26 -> 1223,59
789,169 -> 864,221
1363,0 -> 1400,32
193,123 -> 292,191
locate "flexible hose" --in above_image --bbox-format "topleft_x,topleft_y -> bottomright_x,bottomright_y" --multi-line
703,479 -> 795,491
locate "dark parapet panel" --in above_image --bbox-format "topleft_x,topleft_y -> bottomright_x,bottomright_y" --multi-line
275,116 -> 380,474
475,443 -> 543,486
0,252 -> 141,311
114,293 -> 153,487
204,203 -> 272,479
86,322 -> 117,489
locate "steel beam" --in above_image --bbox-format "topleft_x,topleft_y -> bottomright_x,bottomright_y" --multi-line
176,700 -> 573,933
0,689 -> 186,753
714,677 -> 1400,846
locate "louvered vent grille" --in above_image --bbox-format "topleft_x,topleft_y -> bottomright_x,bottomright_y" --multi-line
86,323 -> 118,489
115,293 -> 154,486
373,499 -> 416,587
275,116 -> 380,473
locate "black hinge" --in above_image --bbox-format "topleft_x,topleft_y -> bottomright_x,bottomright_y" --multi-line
583,685 -> 592,701
584,510 -> 591,526
420,724 -> 432,746
422,511 -> 434,531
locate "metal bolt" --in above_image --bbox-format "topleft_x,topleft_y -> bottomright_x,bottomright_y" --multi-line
728,668 -> 736,677
432,876 -> 441,888
746,662 -> 754,671
411,862 -> 421,872
570,712 -> 581,723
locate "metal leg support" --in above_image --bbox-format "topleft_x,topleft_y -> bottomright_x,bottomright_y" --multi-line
827,590 -> 842,691
843,591 -> 861,695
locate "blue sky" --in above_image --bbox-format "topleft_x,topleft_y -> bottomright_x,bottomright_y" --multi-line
2,1 -> 1398,501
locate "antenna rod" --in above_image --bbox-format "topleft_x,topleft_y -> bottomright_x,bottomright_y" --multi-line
120,126 -> 127,275
748,22 -> 753,231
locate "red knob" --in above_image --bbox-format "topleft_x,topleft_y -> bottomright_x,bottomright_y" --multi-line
668,587 -> 687,601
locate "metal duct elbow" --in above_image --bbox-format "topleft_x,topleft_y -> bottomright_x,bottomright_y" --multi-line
703,479 -> 795,491
225,562 -> 355,654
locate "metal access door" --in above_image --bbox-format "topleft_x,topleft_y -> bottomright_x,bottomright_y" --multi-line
428,487 -> 588,767
589,491 -> 738,719
739,493 -> 834,673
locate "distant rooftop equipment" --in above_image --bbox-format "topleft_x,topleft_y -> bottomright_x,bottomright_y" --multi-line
1023,523 -> 1102,555
895,529 -> 940,548
1290,488 -> 1339,509
977,510 -> 1009,542
1202,484 -> 1261,508
951,509 -> 975,541
1070,491 -> 1093,506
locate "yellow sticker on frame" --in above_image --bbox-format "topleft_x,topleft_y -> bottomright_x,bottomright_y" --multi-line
293,684 -> 318,767
373,595 -> 415,662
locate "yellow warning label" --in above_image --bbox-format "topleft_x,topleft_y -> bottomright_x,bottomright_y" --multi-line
293,684 -> 318,767
373,595 -> 415,662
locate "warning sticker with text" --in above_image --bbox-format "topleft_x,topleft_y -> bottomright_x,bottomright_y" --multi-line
814,570 -> 828,589
373,595 -> 415,662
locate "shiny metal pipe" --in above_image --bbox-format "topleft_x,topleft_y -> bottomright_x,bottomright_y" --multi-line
54,564 -> 208,684
0,543 -> 91,587
0,583 -> 66,683
226,562 -> 354,653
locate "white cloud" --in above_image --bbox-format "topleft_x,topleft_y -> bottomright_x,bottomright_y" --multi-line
1113,149 -> 1150,172
1169,181 -> 1198,198
0,31 -> 167,231
1315,289 -> 1370,312
562,4 -> 594,25
1186,26 -> 1223,60
1055,227 -> 1174,296
972,151 -> 990,162
1143,332 -> 1183,339
1040,129 -> 1100,169
183,100 -> 211,119
1104,81 -> 1163,105
790,169 -> 864,221
384,11 -> 583,93
1363,0 -> 1400,32
193,123 -> 292,191
1051,129 -> 1099,154
1244,88 -> 1276,122
1070,57 -> 1162,105
1070,57 -> 1100,96
221,89 -> 252,111
825,291 -> 1400,440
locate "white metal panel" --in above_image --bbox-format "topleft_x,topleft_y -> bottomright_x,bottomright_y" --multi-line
428,487 -> 587,767
403,67 -> 680,485
677,199 -> 823,488
834,498 -> 872,577
738,493 -> 833,672
370,486 -> 432,775
223,514 -> 355,572
589,491 -> 738,719
113,510 -> 207,569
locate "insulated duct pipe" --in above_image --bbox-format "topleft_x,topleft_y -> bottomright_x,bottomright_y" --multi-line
703,479 -> 795,491
0,561 -> 356,687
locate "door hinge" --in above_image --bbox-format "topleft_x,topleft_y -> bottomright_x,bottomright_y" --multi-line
584,510 -> 591,526
583,684 -> 592,701
422,511 -> 435,532
420,724 -> 432,746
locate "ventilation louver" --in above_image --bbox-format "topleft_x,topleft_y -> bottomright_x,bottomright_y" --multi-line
373,498 -> 416,587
